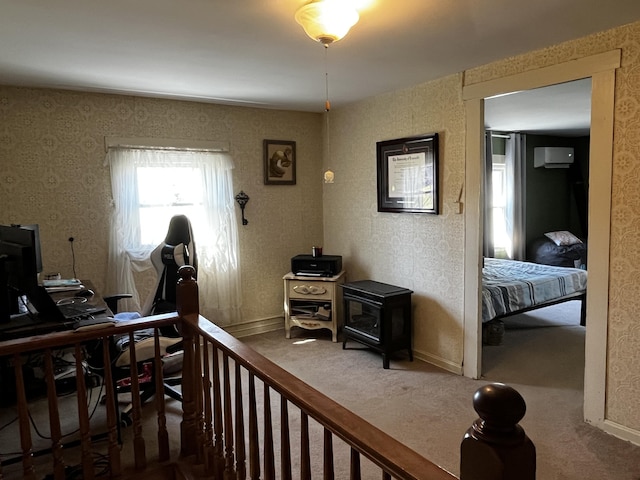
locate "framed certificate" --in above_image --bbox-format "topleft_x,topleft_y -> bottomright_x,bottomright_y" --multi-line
376,133 -> 439,214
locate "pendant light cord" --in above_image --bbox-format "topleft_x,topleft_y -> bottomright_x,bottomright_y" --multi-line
324,44 -> 332,180
324,44 -> 330,112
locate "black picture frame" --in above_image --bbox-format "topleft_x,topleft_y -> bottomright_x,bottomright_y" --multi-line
264,139 -> 296,185
376,133 -> 439,214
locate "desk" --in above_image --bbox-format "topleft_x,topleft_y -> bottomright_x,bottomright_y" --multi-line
0,281 -> 111,340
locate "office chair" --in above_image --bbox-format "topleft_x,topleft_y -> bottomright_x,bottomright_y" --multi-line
101,215 -> 197,418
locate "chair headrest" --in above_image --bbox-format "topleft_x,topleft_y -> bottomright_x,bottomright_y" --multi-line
165,215 -> 193,246
161,243 -> 189,267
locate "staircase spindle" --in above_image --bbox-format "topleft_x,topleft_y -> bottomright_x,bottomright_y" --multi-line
263,385 -> 275,480
153,330 -> 170,461
202,339 -> 215,474
248,373 -> 260,480
350,448 -> 361,480
13,353 -> 35,479
101,336 -> 121,476
300,412 -> 310,480
323,428 -> 334,480
235,361 -> 247,479
74,343 -> 94,479
223,354 -> 236,477
43,349 -> 65,479
194,335 -> 205,465
127,331 -> 147,469
280,396 -> 292,480
212,345 -> 225,478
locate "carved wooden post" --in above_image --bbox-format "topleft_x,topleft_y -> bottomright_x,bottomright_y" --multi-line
177,265 -> 199,457
460,383 -> 536,480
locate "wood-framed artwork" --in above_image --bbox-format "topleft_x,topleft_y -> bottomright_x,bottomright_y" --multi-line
376,133 -> 439,214
264,139 -> 296,185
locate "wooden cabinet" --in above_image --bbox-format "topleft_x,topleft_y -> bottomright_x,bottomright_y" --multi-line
283,271 -> 345,342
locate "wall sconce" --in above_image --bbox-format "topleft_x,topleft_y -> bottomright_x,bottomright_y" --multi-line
235,191 -> 250,225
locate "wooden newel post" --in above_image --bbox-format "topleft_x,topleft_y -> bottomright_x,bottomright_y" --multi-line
177,265 -> 199,317
176,265 -> 199,457
460,383 -> 536,480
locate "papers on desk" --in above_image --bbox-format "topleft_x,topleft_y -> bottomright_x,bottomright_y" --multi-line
42,278 -> 84,293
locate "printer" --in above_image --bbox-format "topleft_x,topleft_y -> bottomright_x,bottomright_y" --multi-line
291,255 -> 342,277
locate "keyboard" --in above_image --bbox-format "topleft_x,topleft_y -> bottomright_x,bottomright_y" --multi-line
56,303 -> 107,321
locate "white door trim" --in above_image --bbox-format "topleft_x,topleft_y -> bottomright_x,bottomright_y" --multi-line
462,50 -> 620,429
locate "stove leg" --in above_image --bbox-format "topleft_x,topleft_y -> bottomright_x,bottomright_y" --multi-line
382,354 -> 390,369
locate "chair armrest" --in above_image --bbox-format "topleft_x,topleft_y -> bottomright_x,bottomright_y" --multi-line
103,294 -> 133,314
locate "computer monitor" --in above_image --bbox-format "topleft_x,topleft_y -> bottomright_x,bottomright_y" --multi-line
0,224 -> 43,322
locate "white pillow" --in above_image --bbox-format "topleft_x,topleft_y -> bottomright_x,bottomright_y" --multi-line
544,230 -> 583,246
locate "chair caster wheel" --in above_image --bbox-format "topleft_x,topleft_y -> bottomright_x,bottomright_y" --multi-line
120,413 -> 132,427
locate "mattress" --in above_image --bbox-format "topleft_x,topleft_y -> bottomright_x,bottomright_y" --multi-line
482,258 -> 587,323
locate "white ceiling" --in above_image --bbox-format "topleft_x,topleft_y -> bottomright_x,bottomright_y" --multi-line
1,0 -> 639,132
485,78 -> 593,136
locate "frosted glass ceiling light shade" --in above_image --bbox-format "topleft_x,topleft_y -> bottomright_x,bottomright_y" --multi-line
295,1 -> 360,45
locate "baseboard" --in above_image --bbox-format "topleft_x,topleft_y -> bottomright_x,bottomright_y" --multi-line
225,315 -> 284,338
601,419 -> 640,447
413,348 -> 463,375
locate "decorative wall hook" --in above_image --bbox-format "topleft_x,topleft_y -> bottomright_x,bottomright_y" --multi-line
235,190 -> 250,225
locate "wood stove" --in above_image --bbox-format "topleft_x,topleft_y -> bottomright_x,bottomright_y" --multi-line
340,280 -> 413,369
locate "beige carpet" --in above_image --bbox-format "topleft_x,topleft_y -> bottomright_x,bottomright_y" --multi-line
242,300 -> 640,480
2,301 -> 639,479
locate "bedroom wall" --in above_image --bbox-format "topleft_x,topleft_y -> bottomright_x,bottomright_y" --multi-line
324,20 -> 640,434
525,134 -> 590,250
0,87 -> 324,329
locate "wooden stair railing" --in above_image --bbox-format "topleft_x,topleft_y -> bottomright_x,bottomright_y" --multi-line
0,266 -> 535,479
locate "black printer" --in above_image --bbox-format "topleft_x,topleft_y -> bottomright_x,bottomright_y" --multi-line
291,255 -> 342,277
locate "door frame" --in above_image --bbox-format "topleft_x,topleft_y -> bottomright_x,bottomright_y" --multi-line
462,50 -> 620,427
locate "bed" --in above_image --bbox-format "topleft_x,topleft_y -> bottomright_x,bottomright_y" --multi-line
482,257 -> 587,326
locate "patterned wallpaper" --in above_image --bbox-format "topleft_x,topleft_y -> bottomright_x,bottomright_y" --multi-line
322,75 -> 467,372
465,20 -> 640,435
0,88 -> 324,326
324,21 -> 640,432
2,19 -> 639,435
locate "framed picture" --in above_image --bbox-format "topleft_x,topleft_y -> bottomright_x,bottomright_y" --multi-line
264,139 -> 296,185
376,133 -> 439,214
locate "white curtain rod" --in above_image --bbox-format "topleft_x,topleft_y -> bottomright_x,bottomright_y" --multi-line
104,136 -> 229,153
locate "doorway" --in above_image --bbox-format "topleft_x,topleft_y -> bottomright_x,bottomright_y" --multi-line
462,50 -> 620,427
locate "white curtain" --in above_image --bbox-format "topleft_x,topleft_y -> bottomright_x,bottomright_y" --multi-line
105,148 -> 242,325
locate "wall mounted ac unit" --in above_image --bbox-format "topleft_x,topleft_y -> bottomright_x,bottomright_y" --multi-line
534,147 -> 574,169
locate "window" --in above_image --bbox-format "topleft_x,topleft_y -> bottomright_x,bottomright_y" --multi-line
105,147 -> 242,325
491,156 -> 511,258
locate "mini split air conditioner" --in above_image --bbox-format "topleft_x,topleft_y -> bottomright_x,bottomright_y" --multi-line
534,147 -> 574,169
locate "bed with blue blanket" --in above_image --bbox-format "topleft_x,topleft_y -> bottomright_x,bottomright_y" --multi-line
482,258 -> 587,325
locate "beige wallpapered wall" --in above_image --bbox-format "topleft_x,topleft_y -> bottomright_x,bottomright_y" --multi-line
322,75 -> 467,373
464,22 -> 640,432
2,20 -> 640,434
324,21 -> 640,432
0,89 -> 324,326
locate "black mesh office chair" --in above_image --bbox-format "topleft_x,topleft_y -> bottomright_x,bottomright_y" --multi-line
103,215 -> 197,416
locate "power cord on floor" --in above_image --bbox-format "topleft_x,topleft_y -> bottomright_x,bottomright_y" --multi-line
41,452 -> 111,479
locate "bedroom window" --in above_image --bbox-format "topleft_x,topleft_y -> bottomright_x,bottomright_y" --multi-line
491,157 -> 511,258
105,147 -> 242,325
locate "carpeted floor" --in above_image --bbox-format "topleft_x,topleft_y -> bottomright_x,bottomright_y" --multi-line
2,301 -> 639,479
242,300 -> 640,480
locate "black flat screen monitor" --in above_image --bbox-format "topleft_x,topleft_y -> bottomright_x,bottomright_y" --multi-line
0,224 -> 43,321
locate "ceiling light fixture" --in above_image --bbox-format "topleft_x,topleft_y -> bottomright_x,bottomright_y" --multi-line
295,1 -> 360,184
295,0 -> 360,45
